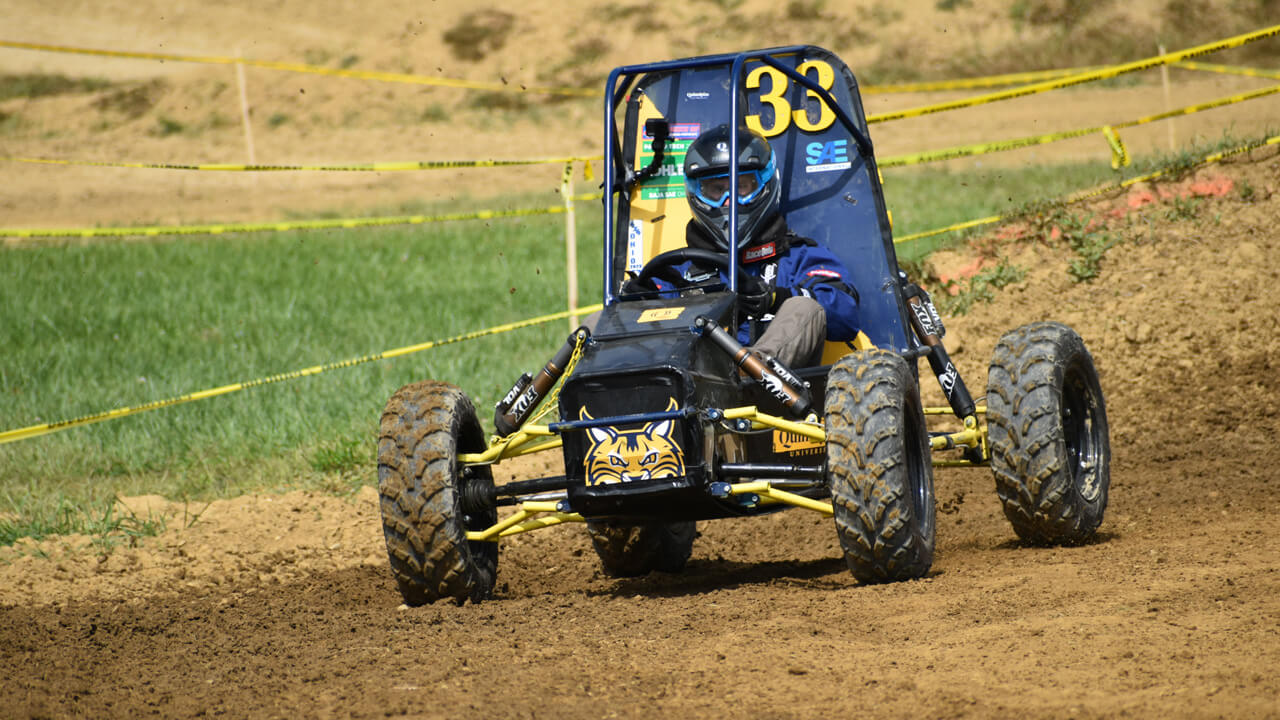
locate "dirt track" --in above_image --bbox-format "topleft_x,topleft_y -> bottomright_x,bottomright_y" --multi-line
3,151 -> 1280,718
5,0 -> 1280,714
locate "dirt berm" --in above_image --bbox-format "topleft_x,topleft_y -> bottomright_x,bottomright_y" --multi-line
2,149 -> 1278,718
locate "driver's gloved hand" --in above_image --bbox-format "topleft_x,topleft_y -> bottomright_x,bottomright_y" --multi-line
741,285 -> 791,317
621,275 -> 658,294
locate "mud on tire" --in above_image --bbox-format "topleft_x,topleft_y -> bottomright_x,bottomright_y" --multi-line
587,521 -> 696,578
824,349 -> 935,583
378,381 -> 498,605
987,322 -> 1111,545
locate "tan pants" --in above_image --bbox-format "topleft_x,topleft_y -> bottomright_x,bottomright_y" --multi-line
752,295 -> 826,368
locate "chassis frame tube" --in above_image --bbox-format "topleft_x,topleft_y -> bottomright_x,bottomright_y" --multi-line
464,480 -> 832,542
462,404 -> 988,476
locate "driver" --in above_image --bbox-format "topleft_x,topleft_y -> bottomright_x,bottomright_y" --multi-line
674,123 -> 861,368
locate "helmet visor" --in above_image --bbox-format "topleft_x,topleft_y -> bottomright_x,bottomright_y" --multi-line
691,169 -> 767,207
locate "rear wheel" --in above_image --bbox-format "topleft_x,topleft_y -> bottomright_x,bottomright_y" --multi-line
377,381 -> 498,605
987,322 -> 1110,545
825,350 -> 935,583
587,522 -> 696,577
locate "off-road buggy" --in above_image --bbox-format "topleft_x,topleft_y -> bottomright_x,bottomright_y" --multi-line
377,46 -> 1111,605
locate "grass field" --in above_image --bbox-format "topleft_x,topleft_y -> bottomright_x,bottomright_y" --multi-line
0,143 -> 1233,543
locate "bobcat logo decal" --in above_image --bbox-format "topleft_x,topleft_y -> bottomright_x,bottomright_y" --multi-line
580,398 -> 685,486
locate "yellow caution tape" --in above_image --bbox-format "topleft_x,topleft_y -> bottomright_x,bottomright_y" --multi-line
7,134 -> 1279,443
0,303 -> 605,445
4,155 -> 605,172
0,39 -> 596,97
878,81 -> 1280,168
0,195 -> 604,241
892,133 -> 1280,245
893,214 -> 1005,245
860,57 -> 1280,94
1064,134 -> 1280,205
879,127 -> 1095,168
863,66 -> 1100,94
1173,61 -> 1280,80
867,23 -> 1280,124
1102,126 -> 1130,169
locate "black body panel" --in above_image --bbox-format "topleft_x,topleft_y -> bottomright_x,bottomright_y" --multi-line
560,292 -> 831,522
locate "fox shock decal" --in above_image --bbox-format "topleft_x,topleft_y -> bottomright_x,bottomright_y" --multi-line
494,327 -> 590,437
693,315 -> 813,417
902,281 -> 975,420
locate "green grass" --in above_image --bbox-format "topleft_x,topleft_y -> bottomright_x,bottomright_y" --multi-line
0,496 -> 170,553
0,133 -> 1261,544
0,73 -> 113,102
1,205 -> 603,542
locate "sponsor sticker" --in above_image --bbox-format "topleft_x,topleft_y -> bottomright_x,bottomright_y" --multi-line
637,307 -> 684,323
772,429 -> 824,455
627,220 -> 645,273
669,123 -> 701,139
636,131 -> 697,200
640,188 -> 686,200
804,139 -> 851,174
743,242 -> 777,263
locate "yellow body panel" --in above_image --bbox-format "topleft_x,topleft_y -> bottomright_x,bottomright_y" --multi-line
623,95 -> 696,274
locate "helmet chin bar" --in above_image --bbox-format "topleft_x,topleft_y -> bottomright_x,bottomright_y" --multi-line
701,181 -> 780,251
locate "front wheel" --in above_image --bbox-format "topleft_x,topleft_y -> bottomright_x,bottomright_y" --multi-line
987,322 -> 1111,545
586,522 -> 697,577
377,381 -> 498,605
825,350 -> 935,583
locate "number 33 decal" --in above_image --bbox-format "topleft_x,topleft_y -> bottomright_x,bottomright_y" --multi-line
744,60 -> 837,138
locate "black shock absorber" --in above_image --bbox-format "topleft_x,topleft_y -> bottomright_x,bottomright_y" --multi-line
694,316 -> 812,418
494,327 -> 588,436
902,276 -> 976,420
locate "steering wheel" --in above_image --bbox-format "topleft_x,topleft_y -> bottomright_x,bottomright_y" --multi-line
633,247 -> 769,297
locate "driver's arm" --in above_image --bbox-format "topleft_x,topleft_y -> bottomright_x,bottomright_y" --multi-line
777,246 -> 861,341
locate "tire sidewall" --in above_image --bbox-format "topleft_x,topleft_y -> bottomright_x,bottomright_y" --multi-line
377,381 -> 497,604
825,349 -> 936,582
987,322 -> 1111,544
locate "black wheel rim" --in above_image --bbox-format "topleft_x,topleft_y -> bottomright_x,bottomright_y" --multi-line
903,402 -> 932,533
1062,362 -> 1103,503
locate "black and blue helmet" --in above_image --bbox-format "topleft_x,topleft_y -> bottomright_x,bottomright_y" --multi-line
683,124 -> 781,251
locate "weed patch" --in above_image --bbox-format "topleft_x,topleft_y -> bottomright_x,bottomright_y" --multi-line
1163,196 -> 1201,222
0,73 -> 112,102
1028,210 -> 1119,283
151,115 -> 186,137
0,497 -> 167,549
91,80 -> 166,119
936,259 -> 1027,315
786,0 -> 826,21
442,10 -> 516,62
1238,179 -> 1256,202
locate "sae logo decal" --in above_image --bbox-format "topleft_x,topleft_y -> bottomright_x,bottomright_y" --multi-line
805,139 -> 851,174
